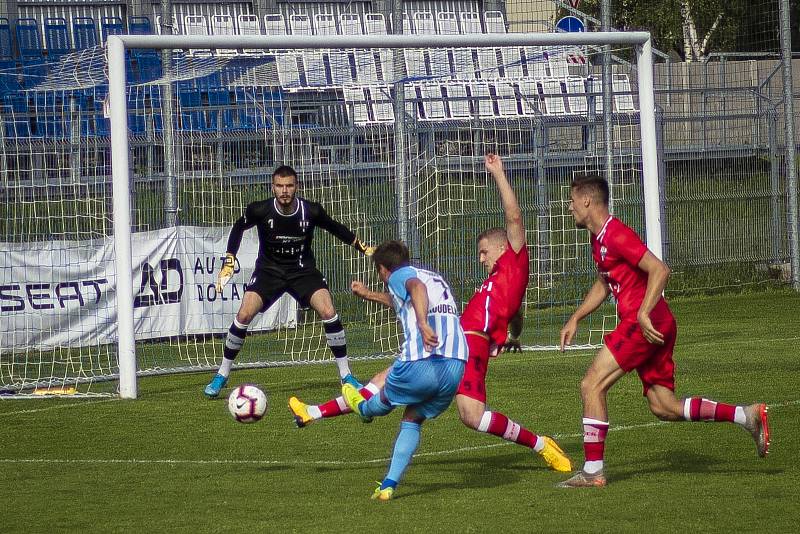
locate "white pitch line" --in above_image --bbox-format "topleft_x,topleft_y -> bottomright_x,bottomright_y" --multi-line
1,400 -> 796,468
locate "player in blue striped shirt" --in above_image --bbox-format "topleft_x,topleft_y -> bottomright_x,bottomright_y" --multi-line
343,240 -> 468,500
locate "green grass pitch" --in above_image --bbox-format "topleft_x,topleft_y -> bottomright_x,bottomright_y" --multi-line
1,290 -> 798,533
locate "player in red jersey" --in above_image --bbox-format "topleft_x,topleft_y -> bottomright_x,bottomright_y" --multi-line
557,174 -> 770,488
287,155 -> 571,472
454,153 -> 571,472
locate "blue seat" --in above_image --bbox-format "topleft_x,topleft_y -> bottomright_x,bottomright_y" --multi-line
19,62 -> 47,90
129,16 -> 152,35
72,17 -> 98,50
0,59 -> 20,94
15,18 -> 44,61
100,17 -> 124,42
0,17 -> 13,59
44,18 -> 71,60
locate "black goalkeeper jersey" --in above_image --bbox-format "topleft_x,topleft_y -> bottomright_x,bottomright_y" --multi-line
226,197 -> 356,272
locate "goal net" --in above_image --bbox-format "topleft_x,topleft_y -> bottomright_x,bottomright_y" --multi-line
0,24 -> 657,397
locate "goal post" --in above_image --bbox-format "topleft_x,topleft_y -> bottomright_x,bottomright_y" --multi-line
0,29 -> 659,398
107,31 -> 660,399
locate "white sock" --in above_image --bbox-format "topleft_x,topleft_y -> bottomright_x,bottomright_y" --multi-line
307,405 -> 322,419
532,436 -> 545,452
218,358 -> 234,378
583,460 -> 604,474
335,358 -> 351,378
734,406 -> 746,425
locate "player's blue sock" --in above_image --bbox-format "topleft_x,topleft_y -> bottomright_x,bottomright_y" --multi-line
361,393 -> 392,418
380,478 -> 398,491
385,421 -> 421,485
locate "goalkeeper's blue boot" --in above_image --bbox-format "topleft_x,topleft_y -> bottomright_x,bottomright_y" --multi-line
204,373 -> 227,398
341,373 -> 363,390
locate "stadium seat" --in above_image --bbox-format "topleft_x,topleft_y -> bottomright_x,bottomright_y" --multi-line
0,59 -> 21,94
518,80 -> 541,116
417,84 -> 446,120
588,77 -> 604,113
129,16 -> 153,35
101,17 -> 125,42
0,17 -> 13,60
44,18 -> 71,60
289,14 -> 329,87
155,15 -> 180,35
72,17 -> 98,50
211,15 -> 237,56
523,47 -> 549,78
500,47 -> 524,79
364,13 -> 393,82
339,13 -> 362,36
343,86 -> 370,125
15,19 -> 44,61
315,14 -> 353,86
469,82 -> 495,118
613,73 -> 637,112
413,12 -> 449,79
565,77 -> 588,114
540,79 -> 568,115
494,82 -> 519,116
236,14 -> 263,56
369,85 -> 394,122
546,50 -> 571,79
275,54 -> 302,88
443,83 -> 470,119
484,11 -> 506,33
404,48 -> 427,79
184,15 -> 211,56
264,13 -> 287,37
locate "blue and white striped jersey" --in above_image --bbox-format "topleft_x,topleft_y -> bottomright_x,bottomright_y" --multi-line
386,266 -> 468,362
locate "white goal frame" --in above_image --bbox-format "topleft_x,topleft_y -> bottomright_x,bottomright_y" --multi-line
107,31 -> 661,399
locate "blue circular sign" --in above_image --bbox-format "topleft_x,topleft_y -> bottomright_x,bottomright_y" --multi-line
556,16 -> 585,33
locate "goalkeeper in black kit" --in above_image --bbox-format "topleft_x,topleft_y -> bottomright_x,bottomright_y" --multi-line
204,165 -> 374,397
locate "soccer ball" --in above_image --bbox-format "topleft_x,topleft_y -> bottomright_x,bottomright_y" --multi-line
227,384 -> 268,423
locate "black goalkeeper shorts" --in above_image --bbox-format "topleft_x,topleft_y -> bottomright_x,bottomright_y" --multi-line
245,267 -> 329,309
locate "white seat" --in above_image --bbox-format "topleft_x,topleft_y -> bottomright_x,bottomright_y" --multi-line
184,15 -> 211,56
290,15 -> 328,87
546,50 -> 570,78
405,48 -> 427,78
484,11 -> 506,33
477,48 -> 500,80
289,14 -> 312,35
494,82 -> 519,116
444,83 -> 471,119
343,86 -> 370,125
276,54 -> 301,88
413,12 -> 436,34
540,79 -> 568,115
613,74 -> 637,112
313,13 -> 337,35
565,77 -> 588,114
365,13 -> 393,83
237,14 -> 263,56
211,14 -> 237,56
418,84 -> 446,120
518,80 -> 540,116
469,82 -> 495,118
589,77 -> 604,113
264,14 -> 287,37
369,86 -> 395,122
339,13 -> 362,35
524,47 -> 549,78
500,47 -> 524,79
436,12 -> 459,34
155,15 -> 179,35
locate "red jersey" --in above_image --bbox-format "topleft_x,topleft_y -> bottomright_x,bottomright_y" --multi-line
460,242 -> 529,349
592,216 -> 670,320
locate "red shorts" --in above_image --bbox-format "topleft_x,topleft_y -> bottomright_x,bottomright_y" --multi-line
456,334 -> 491,403
603,313 -> 677,395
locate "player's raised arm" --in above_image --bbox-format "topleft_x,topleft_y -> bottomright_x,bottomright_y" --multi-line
560,275 -> 610,351
485,153 -> 525,253
351,280 -> 392,308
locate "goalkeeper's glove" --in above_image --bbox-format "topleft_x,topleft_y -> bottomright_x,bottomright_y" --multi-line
216,253 -> 236,292
353,238 -> 375,257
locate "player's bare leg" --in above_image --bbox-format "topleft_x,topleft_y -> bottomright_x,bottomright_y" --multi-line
647,385 -> 770,457
204,291 -> 264,397
558,346 -> 625,487
289,368 -> 389,427
308,288 -> 359,385
456,394 -> 571,472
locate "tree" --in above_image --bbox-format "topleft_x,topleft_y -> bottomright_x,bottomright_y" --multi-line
576,0 -> 785,60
